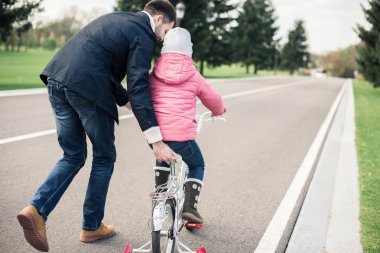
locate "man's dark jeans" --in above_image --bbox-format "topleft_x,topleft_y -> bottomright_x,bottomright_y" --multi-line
156,140 -> 205,181
30,79 -> 116,231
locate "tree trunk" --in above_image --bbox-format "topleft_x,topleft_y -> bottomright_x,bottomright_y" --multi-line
17,39 -> 21,52
246,64 -> 249,74
200,59 -> 204,76
5,38 -> 10,51
254,64 -> 258,75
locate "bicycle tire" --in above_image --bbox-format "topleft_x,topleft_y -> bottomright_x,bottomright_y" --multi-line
151,199 -> 176,253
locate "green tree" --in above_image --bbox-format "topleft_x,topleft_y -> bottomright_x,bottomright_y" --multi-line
171,1 -> 237,75
201,0 -> 237,71
171,0 -> 209,74
114,1 -> 236,74
232,0 -> 278,74
114,0 -> 145,12
281,20 -> 309,75
44,30 -> 57,50
41,15 -> 82,49
356,0 -> 380,88
313,45 -> 359,78
0,0 -> 42,49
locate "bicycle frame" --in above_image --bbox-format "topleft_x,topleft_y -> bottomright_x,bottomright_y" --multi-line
130,159 -> 199,253
126,111 -> 224,253
152,158 -> 187,233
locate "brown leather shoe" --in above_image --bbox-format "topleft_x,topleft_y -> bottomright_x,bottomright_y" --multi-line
79,224 -> 116,243
17,205 -> 49,252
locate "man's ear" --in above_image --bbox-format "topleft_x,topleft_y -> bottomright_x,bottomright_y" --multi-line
154,15 -> 164,25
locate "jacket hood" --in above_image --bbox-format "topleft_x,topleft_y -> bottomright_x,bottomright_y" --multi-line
152,53 -> 196,85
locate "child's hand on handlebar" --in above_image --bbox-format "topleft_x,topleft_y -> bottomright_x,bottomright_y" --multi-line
212,107 -> 227,117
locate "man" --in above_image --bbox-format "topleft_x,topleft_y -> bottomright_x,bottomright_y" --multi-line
16,1 -> 177,252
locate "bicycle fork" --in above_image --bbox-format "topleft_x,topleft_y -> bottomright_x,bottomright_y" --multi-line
152,200 -> 167,232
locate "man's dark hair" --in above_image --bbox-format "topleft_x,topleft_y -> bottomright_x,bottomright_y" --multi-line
144,0 -> 176,24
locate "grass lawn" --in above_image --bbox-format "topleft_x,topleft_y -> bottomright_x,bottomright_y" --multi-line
0,47 -> 291,90
0,48 -> 56,90
202,64 -> 290,78
354,79 -> 380,253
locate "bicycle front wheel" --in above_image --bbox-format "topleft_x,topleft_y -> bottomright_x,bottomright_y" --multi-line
151,199 -> 176,253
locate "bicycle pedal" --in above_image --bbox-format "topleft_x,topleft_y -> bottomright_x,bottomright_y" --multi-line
185,222 -> 203,229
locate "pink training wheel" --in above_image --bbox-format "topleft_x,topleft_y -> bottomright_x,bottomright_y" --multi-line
196,247 -> 206,253
124,244 -> 132,253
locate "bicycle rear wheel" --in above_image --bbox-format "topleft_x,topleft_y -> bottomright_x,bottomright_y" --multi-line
151,199 -> 176,253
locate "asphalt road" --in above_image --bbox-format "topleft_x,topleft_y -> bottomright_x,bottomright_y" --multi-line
0,77 -> 345,253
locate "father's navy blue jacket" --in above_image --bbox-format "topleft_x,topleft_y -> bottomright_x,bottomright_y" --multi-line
40,12 -> 157,130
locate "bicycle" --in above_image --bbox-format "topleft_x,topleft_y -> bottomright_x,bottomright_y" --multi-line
124,111 -> 225,253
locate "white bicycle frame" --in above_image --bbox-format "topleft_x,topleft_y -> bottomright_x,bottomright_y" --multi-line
131,111 -> 225,253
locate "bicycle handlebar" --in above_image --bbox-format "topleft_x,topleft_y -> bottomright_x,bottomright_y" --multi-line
169,111 -> 225,165
196,111 -> 226,134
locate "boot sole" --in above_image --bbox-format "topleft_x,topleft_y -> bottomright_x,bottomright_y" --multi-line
79,231 -> 116,243
182,212 -> 204,224
17,212 -> 49,252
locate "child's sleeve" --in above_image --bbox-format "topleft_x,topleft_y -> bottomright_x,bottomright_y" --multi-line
196,74 -> 225,116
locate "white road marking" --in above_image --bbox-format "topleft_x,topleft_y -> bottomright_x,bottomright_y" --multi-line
0,88 -> 47,97
221,79 -> 311,100
253,80 -> 349,253
0,79 -> 315,145
0,129 -> 56,145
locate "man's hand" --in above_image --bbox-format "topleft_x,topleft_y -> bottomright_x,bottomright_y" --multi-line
152,141 -> 178,163
124,102 -> 132,110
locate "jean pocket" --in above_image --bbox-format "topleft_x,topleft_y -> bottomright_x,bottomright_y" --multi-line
65,88 -> 96,120
47,82 -> 64,113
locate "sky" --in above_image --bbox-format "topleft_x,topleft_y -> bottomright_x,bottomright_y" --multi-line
32,0 -> 370,54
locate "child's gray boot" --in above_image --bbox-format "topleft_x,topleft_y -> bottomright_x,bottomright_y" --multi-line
182,179 -> 204,224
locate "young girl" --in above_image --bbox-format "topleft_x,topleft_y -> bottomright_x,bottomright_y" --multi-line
149,27 -> 226,224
